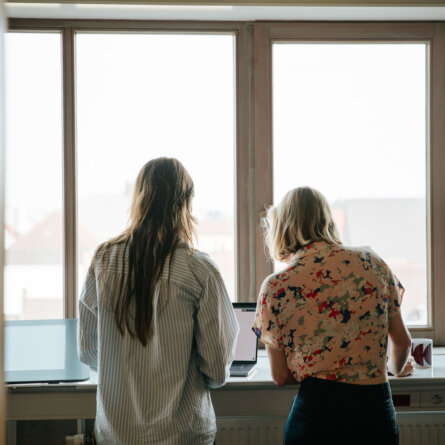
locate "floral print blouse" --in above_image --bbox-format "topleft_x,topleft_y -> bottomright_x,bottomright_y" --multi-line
253,241 -> 404,383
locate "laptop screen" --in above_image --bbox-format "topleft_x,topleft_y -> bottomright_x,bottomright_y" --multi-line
232,303 -> 258,363
4,319 -> 90,384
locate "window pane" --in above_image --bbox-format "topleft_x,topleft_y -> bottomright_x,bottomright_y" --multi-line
76,33 -> 235,298
5,33 -> 63,320
273,43 -> 427,325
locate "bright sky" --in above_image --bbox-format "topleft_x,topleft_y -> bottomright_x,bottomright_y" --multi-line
5,32 -> 235,229
5,33 -> 63,230
75,33 -> 235,220
273,43 -> 426,204
5,34 -> 426,224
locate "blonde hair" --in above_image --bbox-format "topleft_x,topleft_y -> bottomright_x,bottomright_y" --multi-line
265,186 -> 342,262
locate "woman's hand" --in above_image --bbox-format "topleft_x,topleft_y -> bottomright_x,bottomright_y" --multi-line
388,311 -> 412,376
395,356 -> 415,377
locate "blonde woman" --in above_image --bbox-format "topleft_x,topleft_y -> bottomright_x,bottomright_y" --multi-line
78,158 -> 238,445
253,186 -> 413,445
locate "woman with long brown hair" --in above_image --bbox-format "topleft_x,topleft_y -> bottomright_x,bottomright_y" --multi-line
78,157 -> 238,445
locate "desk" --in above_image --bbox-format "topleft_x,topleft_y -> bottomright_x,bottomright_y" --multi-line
8,349 -> 445,419
7,350 -> 445,444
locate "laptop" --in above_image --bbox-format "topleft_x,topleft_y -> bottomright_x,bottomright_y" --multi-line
230,302 -> 258,377
4,319 -> 90,384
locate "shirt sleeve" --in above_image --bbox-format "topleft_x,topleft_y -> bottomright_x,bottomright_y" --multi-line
78,264 -> 99,372
386,264 -> 405,321
194,262 -> 239,389
252,277 -> 284,351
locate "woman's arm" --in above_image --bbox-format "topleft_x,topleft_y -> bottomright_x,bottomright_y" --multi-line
78,266 -> 99,372
254,277 -> 296,386
194,263 -> 239,389
266,345 -> 297,386
387,310 -> 413,377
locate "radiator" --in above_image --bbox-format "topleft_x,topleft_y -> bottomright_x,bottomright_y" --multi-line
397,412 -> 445,445
216,417 -> 284,445
216,413 -> 445,445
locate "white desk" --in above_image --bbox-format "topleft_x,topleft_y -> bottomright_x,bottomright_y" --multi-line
7,349 -> 445,421
8,350 -> 445,445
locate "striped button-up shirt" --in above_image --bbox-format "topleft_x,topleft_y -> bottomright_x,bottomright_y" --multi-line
78,243 -> 239,445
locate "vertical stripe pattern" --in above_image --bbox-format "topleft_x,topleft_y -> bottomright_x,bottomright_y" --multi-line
78,244 -> 239,445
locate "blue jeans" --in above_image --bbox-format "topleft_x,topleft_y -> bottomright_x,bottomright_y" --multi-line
283,377 -> 399,445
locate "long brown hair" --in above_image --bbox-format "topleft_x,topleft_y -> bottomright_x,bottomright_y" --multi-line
97,157 -> 196,346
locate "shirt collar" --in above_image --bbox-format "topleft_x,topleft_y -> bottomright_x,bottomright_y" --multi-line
292,241 -> 332,261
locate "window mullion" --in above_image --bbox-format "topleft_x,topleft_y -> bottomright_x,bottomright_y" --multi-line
62,27 -> 77,319
253,23 -> 274,298
430,23 -> 445,344
235,24 -> 256,302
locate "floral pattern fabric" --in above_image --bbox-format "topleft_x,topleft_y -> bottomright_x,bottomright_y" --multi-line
253,241 -> 404,383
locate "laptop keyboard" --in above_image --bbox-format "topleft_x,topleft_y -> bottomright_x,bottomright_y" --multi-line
231,364 -> 245,370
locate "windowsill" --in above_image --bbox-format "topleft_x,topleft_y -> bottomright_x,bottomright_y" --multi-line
6,348 -> 445,421
432,347 -> 445,355
224,348 -> 445,389
7,347 -> 445,392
